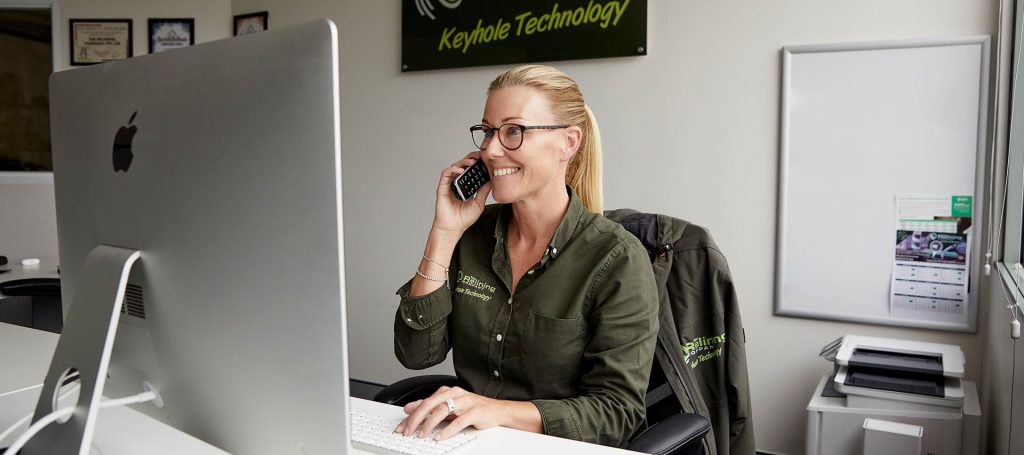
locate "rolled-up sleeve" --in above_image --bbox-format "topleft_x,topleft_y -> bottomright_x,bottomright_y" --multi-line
531,240 -> 659,448
393,278 -> 453,370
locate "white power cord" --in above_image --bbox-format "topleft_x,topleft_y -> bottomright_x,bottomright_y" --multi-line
0,414 -> 33,451
0,381 -> 82,447
2,390 -> 158,454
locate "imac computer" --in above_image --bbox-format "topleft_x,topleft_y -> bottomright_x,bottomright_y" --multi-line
38,19 -> 350,454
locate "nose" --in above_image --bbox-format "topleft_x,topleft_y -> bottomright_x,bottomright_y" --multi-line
481,134 -> 506,159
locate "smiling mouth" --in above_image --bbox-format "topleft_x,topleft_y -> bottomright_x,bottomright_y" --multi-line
493,167 -> 521,176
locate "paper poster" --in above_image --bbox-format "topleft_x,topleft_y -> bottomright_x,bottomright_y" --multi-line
890,195 -> 971,323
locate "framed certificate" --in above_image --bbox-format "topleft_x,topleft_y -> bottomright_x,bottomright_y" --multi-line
149,18 -> 194,53
233,11 -> 268,36
70,19 -> 133,66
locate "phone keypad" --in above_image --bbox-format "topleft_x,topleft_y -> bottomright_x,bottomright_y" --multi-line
451,161 -> 490,201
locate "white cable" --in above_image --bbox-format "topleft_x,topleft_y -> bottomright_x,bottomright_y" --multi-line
0,414 -> 33,449
4,406 -> 74,454
95,391 -> 156,408
0,382 -> 82,446
3,390 -> 158,454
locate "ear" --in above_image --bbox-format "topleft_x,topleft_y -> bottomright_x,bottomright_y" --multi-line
561,126 -> 583,162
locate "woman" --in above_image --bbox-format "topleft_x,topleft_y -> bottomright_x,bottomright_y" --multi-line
393,64 -> 658,448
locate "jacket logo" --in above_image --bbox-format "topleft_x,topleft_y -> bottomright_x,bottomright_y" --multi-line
681,333 -> 726,369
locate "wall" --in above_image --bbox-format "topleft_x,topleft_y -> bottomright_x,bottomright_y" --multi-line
227,1 -> 997,453
57,0 -> 232,70
0,0 -> 231,264
0,184 -> 58,262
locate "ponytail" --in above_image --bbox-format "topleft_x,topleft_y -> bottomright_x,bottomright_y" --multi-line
566,105 -> 602,213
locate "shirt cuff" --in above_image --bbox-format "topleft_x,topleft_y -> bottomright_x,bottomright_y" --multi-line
530,399 -> 582,442
395,278 -> 452,330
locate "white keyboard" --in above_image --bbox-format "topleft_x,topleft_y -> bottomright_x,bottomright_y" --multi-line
350,410 -> 476,455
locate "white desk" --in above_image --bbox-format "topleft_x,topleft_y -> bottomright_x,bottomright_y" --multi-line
0,323 -> 634,454
0,256 -> 60,290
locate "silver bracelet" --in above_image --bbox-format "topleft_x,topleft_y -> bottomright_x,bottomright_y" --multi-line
421,255 -> 449,271
416,269 -> 449,289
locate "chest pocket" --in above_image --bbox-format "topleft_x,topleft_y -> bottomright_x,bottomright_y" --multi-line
520,311 -> 586,382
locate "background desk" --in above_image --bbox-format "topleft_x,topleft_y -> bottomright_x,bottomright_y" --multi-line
0,256 -> 59,285
0,323 -> 633,454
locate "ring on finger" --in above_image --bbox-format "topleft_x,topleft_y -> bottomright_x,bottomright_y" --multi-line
445,398 -> 456,415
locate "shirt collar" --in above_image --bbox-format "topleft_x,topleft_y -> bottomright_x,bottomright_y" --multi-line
493,186 -> 586,264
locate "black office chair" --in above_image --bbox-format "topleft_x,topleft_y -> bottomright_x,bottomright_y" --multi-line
373,356 -> 711,455
0,277 -> 63,333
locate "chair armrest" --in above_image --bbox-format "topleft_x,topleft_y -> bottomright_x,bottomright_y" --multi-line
372,375 -> 460,406
627,412 -> 710,455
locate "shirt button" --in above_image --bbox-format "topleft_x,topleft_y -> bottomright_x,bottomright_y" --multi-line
507,297 -> 512,304
493,370 -> 500,377
496,334 -> 502,341
527,269 -> 534,275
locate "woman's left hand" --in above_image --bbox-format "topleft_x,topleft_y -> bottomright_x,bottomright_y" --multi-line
394,386 -> 507,441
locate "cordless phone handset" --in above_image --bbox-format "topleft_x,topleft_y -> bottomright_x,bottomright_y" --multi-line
450,159 -> 490,201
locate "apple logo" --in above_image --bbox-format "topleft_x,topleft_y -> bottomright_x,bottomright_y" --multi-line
112,111 -> 138,172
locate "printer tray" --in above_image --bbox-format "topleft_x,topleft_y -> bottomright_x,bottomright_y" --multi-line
844,366 -> 944,397
834,365 -> 964,408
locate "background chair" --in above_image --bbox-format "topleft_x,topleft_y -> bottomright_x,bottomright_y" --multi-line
605,209 -> 755,455
0,277 -> 62,334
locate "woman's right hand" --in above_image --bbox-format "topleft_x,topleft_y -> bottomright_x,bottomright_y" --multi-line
431,151 -> 492,236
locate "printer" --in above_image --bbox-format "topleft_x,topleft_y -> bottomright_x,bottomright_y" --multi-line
832,335 -> 965,408
807,335 -> 980,455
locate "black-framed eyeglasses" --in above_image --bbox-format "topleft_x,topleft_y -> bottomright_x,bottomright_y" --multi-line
469,123 -> 570,151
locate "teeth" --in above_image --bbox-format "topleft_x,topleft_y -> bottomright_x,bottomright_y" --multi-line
494,167 -> 521,176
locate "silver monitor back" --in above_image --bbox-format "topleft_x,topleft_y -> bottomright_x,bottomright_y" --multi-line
49,19 -> 349,454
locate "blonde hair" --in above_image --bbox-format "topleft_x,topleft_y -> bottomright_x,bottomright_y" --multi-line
488,65 -> 603,213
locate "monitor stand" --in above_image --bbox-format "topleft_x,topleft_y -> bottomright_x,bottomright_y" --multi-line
23,245 -> 140,455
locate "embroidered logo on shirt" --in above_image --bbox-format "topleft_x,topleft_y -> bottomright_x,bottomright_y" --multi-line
681,333 -> 726,369
455,270 -> 497,302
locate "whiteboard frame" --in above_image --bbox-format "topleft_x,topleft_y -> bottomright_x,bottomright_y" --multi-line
774,36 -> 990,332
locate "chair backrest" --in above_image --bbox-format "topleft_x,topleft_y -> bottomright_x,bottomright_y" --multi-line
607,208 -> 756,455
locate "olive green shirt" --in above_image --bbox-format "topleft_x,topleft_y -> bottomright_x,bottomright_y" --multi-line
394,189 -> 659,448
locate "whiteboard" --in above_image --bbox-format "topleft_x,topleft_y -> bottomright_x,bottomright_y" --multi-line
775,36 -> 989,332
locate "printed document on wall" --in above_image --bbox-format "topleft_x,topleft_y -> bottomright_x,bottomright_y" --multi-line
890,195 -> 971,324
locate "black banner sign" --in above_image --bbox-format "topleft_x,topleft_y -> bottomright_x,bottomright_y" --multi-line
402,0 -> 647,72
